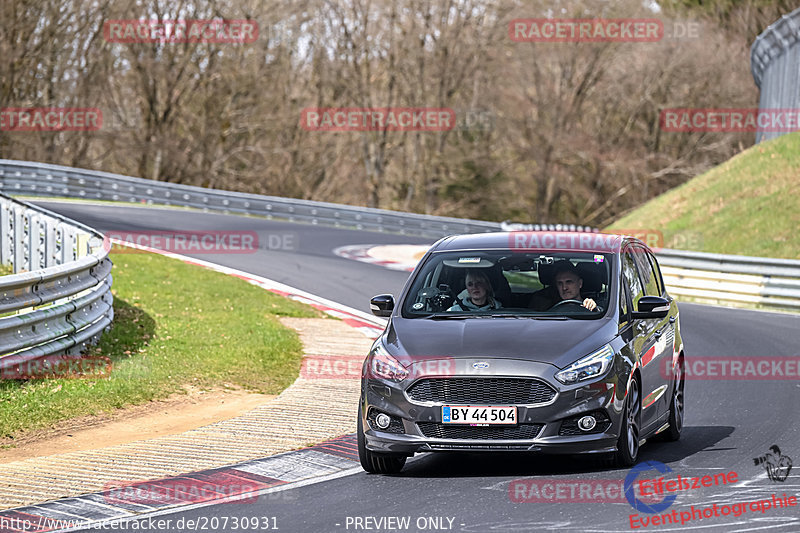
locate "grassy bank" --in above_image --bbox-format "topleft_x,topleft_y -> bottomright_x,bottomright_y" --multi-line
609,132 -> 800,259
0,249 -> 321,440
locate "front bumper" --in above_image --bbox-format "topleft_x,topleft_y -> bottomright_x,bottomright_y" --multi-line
361,359 -> 625,455
363,428 -> 619,455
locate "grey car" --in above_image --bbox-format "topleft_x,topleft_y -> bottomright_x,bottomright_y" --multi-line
358,231 -> 685,474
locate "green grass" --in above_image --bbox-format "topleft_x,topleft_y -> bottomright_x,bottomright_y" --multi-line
0,249 -> 321,440
609,132 -> 800,259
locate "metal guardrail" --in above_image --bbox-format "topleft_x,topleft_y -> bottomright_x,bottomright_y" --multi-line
657,249 -> 800,310
0,159 -> 502,239
0,192 -> 113,369
750,6 -> 800,143
1,159 -> 798,313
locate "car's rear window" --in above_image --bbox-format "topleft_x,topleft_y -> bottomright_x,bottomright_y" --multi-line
402,250 -> 613,318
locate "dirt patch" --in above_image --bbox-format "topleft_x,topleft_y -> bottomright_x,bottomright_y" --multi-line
0,386 -> 275,463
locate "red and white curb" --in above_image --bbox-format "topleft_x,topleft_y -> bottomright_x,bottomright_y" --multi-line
0,436 -> 361,533
333,244 -> 428,272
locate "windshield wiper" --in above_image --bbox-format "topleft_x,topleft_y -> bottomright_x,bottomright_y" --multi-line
486,314 -> 567,320
427,313 -> 482,319
423,313 -> 569,320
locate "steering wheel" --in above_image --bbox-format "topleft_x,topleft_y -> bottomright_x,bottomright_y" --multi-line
549,299 -> 585,310
549,299 -> 603,312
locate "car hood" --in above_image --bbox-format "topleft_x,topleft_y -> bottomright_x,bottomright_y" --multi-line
386,316 -> 617,369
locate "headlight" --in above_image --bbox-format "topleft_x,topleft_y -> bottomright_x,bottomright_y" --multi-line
368,342 -> 409,382
555,344 -> 615,385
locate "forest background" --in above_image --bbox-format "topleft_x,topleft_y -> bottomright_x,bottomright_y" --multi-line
0,0 -> 794,226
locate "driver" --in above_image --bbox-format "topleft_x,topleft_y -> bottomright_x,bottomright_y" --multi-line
552,261 -> 597,311
448,270 -> 502,311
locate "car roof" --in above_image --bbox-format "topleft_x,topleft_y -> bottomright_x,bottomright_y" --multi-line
430,231 -> 644,254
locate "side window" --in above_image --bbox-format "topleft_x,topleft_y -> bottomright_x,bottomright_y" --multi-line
646,251 -> 664,296
622,249 -> 644,311
633,246 -> 660,297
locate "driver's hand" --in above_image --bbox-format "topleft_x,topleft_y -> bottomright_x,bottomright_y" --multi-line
582,298 -> 597,311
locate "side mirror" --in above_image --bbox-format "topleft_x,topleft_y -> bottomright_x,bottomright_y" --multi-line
631,295 -> 670,320
370,294 -> 395,317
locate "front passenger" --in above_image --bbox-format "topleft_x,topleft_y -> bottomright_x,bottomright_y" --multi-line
448,270 -> 503,311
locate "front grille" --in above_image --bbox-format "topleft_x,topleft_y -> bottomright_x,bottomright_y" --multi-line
418,422 -> 544,440
407,378 -> 556,405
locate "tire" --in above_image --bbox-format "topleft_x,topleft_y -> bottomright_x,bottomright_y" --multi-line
660,358 -> 684,442
357,405 -> 406,474
615,377 -> 641,467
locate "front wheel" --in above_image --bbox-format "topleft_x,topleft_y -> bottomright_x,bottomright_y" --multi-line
357,405 -> 406,474
661,358 -> 684,442
615,378 -> 641,467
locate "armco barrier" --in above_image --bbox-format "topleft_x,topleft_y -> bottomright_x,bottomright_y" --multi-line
0,159 -> 501,239
657,249 -> 800,311
0,192 -> 113,368
1,159 -> 798,313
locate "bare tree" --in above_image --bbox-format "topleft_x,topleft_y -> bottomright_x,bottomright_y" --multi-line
0,0 -> 775,225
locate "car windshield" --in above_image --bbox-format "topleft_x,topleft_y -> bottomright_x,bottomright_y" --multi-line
402,250 -> 612,319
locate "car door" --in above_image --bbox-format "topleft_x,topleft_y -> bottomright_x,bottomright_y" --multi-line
641,247 -> 677,421
621,245 -> 662,432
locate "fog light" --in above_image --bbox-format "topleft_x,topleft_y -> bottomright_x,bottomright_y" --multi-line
578,415 -> 597,431
375,413 -> 391,429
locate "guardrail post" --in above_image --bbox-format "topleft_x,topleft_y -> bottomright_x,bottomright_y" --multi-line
57,224 -> 68,265
30,213 -> 45,271
12,206 -> 25,273
0,201 -> 10,267
45,219 -> 58,267
63,225 -> 78,263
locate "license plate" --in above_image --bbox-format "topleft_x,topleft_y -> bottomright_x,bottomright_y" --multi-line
442,405 -> 517,425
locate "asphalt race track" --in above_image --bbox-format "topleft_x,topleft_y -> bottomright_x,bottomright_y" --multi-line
35,201 -> 800,533
37,201 -> 427,310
